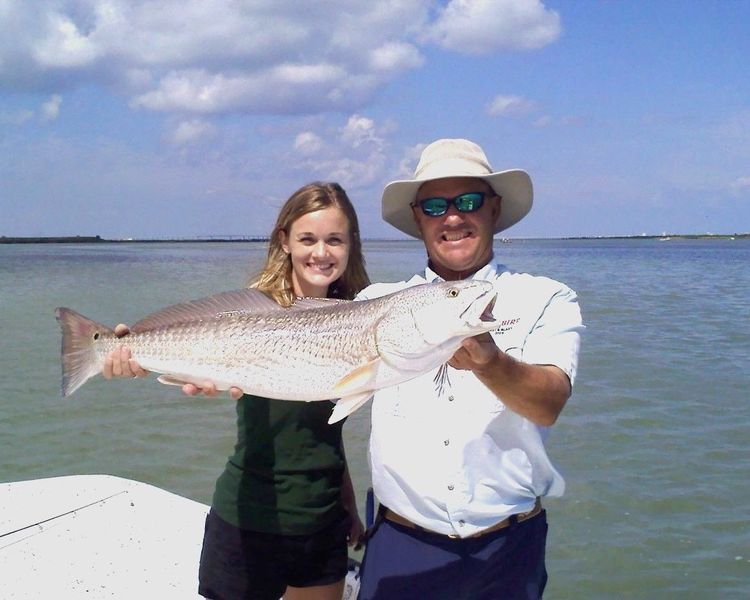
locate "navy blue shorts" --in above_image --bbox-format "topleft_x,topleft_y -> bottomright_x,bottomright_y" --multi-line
357,510 -> 548,600
198,509 -> 349,600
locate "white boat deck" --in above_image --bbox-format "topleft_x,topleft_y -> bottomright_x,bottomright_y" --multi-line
1,475 -> 209,599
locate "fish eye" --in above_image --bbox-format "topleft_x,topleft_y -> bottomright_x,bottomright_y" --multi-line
93,332 -> 100,340
448,288 -> 459,298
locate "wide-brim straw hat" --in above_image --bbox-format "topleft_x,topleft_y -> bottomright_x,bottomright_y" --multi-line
382,138 -> 533,239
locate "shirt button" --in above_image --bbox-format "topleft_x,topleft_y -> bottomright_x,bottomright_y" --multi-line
443,439 -> 450,446
448,395 -> 454,402
447,484 -> 454,491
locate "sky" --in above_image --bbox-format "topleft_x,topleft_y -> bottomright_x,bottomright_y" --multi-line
1,0 -> 749,240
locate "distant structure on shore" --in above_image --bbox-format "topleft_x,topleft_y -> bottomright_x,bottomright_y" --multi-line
1,235 -> 106,244
1,235 -> 270,244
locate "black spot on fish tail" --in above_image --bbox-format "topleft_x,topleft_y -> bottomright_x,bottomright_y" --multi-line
55,307 -> 113,396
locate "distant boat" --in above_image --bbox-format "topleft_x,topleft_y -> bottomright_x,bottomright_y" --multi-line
659,237 -> 671,241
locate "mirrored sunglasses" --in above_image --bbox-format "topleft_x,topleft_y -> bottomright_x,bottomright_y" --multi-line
412,192 -> 486,217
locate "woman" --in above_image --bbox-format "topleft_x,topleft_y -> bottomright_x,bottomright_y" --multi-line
104,182 -> 369,600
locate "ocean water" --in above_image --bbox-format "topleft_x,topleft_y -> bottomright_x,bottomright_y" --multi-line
1,238 -> 748,598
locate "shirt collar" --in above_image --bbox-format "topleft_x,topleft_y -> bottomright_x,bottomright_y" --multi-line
424,255 -> 503,283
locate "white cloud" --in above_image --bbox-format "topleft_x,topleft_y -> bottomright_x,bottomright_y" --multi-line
40,94 -> 62,121
729,177 -> 750,196
320,155 -> 387,188
131,64 -> 363,114
0,1 -> 555,115
341,115 -> 381,148
369,41 -> 424,71
32,11 -> 100,68
388,143 -> 428,180
487,94 -> 537,117
292,114 -> 390,188
169,119 -> 217,145
294,132 -> 323,155
426,0 -> 561,54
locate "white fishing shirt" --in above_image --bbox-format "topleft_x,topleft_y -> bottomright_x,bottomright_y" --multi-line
357,258 -> 584,537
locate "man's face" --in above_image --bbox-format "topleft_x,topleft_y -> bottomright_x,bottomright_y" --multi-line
413,177 -> 501,280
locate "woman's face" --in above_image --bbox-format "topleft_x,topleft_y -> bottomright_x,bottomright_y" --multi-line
280,206 -> 351,298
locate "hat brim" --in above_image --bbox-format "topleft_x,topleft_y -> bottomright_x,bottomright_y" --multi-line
381,170 -> 533,239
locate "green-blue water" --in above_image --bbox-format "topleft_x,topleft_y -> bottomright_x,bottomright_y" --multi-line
1,238 -> 748,598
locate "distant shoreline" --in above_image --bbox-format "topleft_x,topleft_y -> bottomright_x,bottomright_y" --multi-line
0,235 -> 270,244
1,233 -> 748,244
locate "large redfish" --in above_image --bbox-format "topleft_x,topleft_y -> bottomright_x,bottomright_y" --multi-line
55,280 -> 497,423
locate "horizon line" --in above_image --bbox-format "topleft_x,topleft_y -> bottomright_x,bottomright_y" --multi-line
2,232 -> 749,244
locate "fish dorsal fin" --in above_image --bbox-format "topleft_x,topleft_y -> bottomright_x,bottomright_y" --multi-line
333,358 -> 381,396
131,289 -> 282,333
290,297 -> 350,310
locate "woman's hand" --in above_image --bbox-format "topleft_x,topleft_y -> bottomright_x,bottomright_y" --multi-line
102,323 -> 244,400
103,324 -> 150,379
182,381 -> 244,401
347,512 -> 366,550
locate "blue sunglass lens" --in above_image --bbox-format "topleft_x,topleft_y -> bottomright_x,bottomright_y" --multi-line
419,193 -> 484,216
454,193 -> 484,212
420,198 -> 449,216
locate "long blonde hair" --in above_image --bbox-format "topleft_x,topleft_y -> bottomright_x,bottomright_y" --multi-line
250,182 -> 370,306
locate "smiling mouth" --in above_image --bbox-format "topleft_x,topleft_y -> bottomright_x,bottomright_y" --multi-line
442,230 -> 472,242
308,262 -> 335,272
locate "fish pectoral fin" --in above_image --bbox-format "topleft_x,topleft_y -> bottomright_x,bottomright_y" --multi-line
157,375 -> 188,387
328,392 -> 373,424
333,358 -> 381,395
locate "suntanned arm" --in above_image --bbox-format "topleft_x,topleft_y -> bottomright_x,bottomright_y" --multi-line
448,333 -> 571,427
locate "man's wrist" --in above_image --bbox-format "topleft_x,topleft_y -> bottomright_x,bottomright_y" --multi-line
473,346 -> 504,377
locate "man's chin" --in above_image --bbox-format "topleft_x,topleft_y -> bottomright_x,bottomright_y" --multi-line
432,251 -> 479,273
431,240 -> 493,273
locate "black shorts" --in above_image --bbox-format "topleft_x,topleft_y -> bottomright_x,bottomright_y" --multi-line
198,509 -> 349,600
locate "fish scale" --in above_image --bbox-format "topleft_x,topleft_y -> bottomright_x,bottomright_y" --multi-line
55,280 -> 498,423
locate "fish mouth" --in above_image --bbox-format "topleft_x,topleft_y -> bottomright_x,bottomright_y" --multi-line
480,293 -> 497,322
459,290 -> 496,323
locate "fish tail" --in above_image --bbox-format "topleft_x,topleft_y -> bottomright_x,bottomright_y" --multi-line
54,307 -> 113,397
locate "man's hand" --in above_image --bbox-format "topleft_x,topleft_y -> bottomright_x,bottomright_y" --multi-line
448,332 -> 498,373
447,332 -> 571,426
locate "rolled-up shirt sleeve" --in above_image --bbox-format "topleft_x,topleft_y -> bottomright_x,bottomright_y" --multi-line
521,285 -> 584,386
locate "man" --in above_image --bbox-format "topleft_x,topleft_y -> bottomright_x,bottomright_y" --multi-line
355,138 -> 584,599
